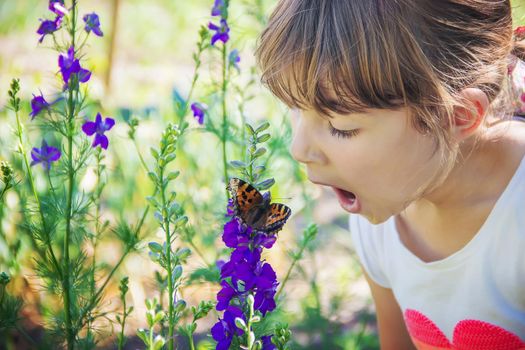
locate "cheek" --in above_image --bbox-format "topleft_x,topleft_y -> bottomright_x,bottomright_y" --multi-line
354,130 -> 439,198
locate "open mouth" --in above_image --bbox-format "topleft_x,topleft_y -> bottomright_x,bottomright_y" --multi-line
331,187 -> 361,213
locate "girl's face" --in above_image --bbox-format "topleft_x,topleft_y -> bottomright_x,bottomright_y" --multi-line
290,106 -> 444,224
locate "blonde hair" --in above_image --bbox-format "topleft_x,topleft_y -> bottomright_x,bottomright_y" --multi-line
255,0 -> 523,197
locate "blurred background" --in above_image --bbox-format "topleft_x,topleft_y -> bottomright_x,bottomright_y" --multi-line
1,0 -> 524,349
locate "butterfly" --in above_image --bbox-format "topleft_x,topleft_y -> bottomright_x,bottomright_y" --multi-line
227,177 -> 291,235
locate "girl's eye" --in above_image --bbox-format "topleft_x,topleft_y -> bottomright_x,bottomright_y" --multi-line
328,123 -> 359,139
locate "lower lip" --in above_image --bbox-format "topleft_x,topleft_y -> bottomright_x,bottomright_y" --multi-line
332,187 -> 361,213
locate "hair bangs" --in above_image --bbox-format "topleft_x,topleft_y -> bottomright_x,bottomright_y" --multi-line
255,0 -> 409,118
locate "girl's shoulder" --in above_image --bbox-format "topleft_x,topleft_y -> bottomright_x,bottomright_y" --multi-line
504,117 -> 525,162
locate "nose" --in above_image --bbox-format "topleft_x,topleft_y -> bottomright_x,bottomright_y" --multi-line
289,110 -> 325,164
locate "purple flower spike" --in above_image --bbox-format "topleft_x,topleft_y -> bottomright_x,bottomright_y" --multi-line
82,113 -> 115,150
208,19 -> 230,45
190,102 -> 207,125
37,16 -> 62,43
30,94 -> 51,120
83,13 -> 103,37
30,139 -> 61,170
49,0 -> 67,16
229,49 -> 241,72
58,46 -> 91,88
211,0 -> 225,17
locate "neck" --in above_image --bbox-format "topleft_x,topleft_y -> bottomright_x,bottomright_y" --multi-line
403,119 -> 520,228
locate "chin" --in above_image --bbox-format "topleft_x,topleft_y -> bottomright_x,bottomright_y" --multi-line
360,208 -> 396,226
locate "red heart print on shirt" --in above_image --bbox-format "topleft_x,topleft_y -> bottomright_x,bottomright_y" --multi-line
404,309 -> 525,350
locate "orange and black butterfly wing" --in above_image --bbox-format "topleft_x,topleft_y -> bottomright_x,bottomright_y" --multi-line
227,177 -> 264,224
262,203 -> 291,235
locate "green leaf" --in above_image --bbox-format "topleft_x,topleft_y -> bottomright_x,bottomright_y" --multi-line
172,216 -> 188,228
256,133 -> 271,143
176,247 -> 191,260
148,172 -> 159,183
136,329 -> 149,345
172,265 -> 183,281
165,153 -> 176,163
150,147 -> 159,160
252,147 -> 267,159
255,178 -> 275,190
246,124 -> 255,135
146,312 -> 154,327
167,171 -> 180,181
153,311 -> 165,324
152,335 -> 166,350
255,121 -> 270,133
230,160 -> 247,168
148,242 -> 163,254
174,299 -> 187,313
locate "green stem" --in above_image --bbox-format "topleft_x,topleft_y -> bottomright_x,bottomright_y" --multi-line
178,62 -> 200,132
76,32 -> 90,52
160,165 -> 175,350
133,138 -> 150,174
149,324 -> 154,350
46,171 -> 56,194
177,33 -> 205,132
76,196 -> 149,331
117,297 -> 127,350
188,325 -> 196,350
64,3 -> 78,347
246,293 -> 255,350
221,42 -> 229,199
87,150 -> 102,342
275,241 -> 308,300
76,247 -> 129,330
13,97 -> 62,282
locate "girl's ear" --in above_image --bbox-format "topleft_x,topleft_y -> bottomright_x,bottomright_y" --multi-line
451,87 -> 489,140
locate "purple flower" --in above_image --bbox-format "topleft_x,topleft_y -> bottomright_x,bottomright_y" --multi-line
222,217 -> 252,248
211,306 -> 245,350
229,49 -> 241,72
58,46 -> 91,88
220,247 -> 261,284
30,139 -> 61,170
49,0 -> 67,16
30,94 -> 51,120
262,335 -> 277,350
82,113 -> 115,149
211,0 -> 225,17
225,198 -> 235,217
190,102 -> 207,125
83,13 -> 103,37
254,288 -> 277,316
37,16 -> 62,43
208,19 -> 230,45
253,265 -> 278,315
216,280 -> 239,311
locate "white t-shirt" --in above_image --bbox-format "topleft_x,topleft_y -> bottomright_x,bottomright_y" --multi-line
349,152 -> 525,348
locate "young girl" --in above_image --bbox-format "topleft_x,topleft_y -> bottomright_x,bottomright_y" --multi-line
255,0 -> 525,348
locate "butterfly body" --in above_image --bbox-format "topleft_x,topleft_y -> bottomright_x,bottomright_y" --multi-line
227,177 -> 291,235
